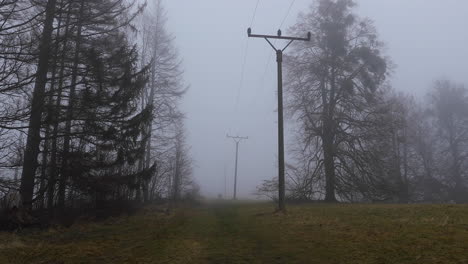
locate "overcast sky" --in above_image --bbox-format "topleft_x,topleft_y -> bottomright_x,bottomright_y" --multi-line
163,0 -> 468,198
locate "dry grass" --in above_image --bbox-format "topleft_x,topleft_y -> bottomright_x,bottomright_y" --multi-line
0,203 -> 467,263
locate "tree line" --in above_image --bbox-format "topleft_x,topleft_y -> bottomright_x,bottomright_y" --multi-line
257,0 -> 468,204
0,0 -> 195,220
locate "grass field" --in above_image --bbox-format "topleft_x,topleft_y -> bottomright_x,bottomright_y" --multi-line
1,202 -> 468,264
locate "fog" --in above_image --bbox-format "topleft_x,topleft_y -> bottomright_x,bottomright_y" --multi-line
3,0 -> 468,259
163,0 -> 468,198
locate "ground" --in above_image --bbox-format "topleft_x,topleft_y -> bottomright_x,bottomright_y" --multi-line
1,202 -> 468,264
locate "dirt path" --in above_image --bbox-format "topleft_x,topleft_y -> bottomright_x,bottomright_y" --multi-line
160,203 -> 287,264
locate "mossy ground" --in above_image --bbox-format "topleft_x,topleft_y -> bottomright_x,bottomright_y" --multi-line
1,202 -> 467,263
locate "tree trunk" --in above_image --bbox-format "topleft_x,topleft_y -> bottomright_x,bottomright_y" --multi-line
173,136 -> 182,202
323,68 -> 337,203
143,59 -> 157,203
450,142 -> 463,203
38,0 -> 67,210
47,1 -> 72,212
58,0 -> 85,210
401,127 -> 409,203
20,0 -> 58,209
38,137 -> 49,209
323,130 -> 336,202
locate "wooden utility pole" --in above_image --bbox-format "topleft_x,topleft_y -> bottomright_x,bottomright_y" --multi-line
227,135 -> 248,200
247,28 -> 310,212
224,164 -> 227,199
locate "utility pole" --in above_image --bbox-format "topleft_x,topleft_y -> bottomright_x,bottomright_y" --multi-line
248,28 -> 310,212
223,164 -> 227,199
227,134 -> 248,200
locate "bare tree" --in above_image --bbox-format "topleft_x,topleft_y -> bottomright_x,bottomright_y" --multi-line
285,0 -> 389,202
428,80 -> 468,203
136,0 -> 187,202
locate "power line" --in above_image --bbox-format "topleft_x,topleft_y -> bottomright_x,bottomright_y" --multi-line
250,49 -> 274,107
248,0 -> 297,110
233,0 -> 261,120
279,0 -> 297,29
235,39 -> 249,112
249,0 -> 261,27
228,1 -> 262,200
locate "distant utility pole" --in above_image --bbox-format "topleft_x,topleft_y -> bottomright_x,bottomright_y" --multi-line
227,134 -> 248,200
223,164 -> 227,199
248,28 -> 310,212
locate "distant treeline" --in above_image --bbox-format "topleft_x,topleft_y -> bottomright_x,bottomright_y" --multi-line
0,0 -> 196,220
257,0 -> 468,204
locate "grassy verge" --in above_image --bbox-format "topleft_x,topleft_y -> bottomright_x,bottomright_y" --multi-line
1,203 -> 467,263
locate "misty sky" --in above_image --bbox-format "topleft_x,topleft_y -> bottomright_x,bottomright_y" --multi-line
163,0 -> 468,198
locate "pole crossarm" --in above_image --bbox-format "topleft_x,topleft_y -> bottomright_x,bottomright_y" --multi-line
247,28 -> 311,42
248,28 -> 311,52
227,134 -> 249,143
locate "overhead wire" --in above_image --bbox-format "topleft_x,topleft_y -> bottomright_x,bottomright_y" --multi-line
279,0 -> 297,29
248,0 -> 298,109
232,0 -> 261,128
227,0 -> 299,196
249,0 -> 261,28
227,1 -> 261,195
